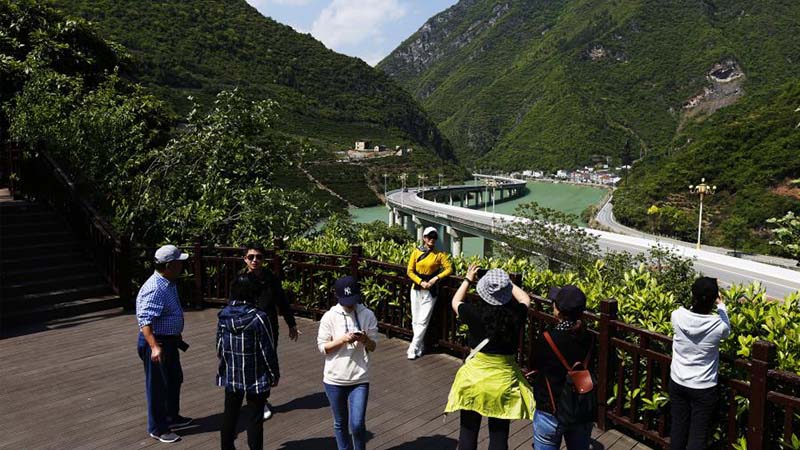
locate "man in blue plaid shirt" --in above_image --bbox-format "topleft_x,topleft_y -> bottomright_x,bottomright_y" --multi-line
217,273 -> 280,450
136,245 -> 191,443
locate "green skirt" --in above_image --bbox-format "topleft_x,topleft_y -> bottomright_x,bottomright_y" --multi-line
444,352 -> 535,420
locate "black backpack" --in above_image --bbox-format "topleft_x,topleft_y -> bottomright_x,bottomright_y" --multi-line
543,331 -> 598,429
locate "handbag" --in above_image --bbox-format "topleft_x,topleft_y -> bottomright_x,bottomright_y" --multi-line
543,331 -> 597,428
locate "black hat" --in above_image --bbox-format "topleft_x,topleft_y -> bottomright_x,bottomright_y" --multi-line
551,285 -> 587,317
691,277 -> 719,303
230,273 -> 261,303
334,276 -> 361,306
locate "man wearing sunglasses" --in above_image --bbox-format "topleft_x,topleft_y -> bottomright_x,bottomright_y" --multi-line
242,244 -> 299,420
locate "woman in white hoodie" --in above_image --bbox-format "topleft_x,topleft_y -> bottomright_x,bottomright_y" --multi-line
670,276 -> 731,450
317,276 -> 378,450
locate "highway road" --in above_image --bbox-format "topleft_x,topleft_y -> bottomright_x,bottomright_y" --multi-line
595,196 -> 799,269
388,186 -> 800,299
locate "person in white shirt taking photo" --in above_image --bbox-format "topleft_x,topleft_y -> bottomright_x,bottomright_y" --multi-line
669,276 -> 731,450
317,276 -> 379,450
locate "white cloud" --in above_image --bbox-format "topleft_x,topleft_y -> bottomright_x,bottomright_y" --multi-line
272,0 -> 313,5
311,0 -> 407,50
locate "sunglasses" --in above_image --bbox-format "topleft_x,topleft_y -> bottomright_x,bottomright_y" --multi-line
245,254 -> 264,261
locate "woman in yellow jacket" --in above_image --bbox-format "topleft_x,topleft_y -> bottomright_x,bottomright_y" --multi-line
406,226 -> 452,359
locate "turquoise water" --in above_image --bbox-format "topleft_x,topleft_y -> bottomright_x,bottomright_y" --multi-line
350,181 -> 608,257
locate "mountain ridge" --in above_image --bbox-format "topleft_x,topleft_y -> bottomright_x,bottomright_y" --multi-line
379,0 -> 800,253
51,0 -> 456,163
379,0 -> 800,170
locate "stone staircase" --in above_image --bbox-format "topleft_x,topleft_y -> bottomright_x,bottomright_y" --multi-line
1,189 -> 121,330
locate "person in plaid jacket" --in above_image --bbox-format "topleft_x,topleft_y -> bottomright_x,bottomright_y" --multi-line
217,273 -> 280,450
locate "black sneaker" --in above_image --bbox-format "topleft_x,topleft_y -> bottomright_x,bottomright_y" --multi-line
168,416 -> 193,429
150,432 -> 181,443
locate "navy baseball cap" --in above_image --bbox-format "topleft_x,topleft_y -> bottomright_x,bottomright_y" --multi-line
334,276 -> 361,306
551,285 -> 587,316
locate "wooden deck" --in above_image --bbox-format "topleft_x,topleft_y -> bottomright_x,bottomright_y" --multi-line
0,309 -> 652,450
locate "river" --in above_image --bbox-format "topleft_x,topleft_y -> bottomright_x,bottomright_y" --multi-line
350,181 -> 608,257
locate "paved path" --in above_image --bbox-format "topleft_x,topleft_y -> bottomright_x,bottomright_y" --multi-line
0,308 -> 650,450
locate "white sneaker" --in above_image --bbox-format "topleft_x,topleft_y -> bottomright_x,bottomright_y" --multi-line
150,432 -> 181,443
263,403 -> 273,420
407,353 -> 417,360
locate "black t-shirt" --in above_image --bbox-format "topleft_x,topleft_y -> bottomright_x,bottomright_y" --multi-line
458,301 -> 528,355
531,327 -> 594,414
247,269 -> 296,334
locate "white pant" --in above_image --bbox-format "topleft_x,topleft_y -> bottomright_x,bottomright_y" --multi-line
408,288 -> 436,357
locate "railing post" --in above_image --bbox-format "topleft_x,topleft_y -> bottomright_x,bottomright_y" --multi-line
747,340 -> 776,450
272,237 -> 284,280
118,236 -> 133,310
193,237 -> 204,310
350,245 -> 363,278
596,298 -> 618,430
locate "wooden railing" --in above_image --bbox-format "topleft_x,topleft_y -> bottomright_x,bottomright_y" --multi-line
10,147 -> 132,307
13,139 -> 799,449
143,242 -> 799,450
2,142 -> 23,196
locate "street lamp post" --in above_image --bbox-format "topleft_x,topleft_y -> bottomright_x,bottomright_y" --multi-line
382,173 -> 388,199
438,173 -> 444,187
399,173 -> 408,207
418,174 -> 427,191
689,178 -> 716,249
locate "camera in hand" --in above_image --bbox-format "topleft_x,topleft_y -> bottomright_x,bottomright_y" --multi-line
476,268 -> 489,279
178,340 -> 190,352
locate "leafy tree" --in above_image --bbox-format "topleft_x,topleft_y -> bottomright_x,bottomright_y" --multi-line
719,216 -> 750,257
357,220 -> 413,245
498,201 -> 600,269
124,90 -> 330,244
7,70 -> 170,194
767,211 -> 800,265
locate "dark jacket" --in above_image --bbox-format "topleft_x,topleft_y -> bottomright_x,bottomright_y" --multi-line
247,269 -> 296,336
216,301 -> 280,394
531,326 -> 594,414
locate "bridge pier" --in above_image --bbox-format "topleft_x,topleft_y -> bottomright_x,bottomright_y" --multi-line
446,226 -> 465,257
483,239 -> 493,258
401,213 -> 415,236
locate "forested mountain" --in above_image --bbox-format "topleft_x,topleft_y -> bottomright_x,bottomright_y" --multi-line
379,0 -> 798,169
380,0 -> 800,252
50,0 -> 455,162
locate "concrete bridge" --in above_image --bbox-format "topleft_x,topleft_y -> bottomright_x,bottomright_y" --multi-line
386,175 -> 800,298
387,175 -> 526,256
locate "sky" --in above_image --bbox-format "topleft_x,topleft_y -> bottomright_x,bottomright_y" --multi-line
245,0 -> 459,66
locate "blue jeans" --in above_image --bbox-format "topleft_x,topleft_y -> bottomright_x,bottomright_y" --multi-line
137,333 -> 183,435
324,382 -> 369,450
532,410 -> 592,450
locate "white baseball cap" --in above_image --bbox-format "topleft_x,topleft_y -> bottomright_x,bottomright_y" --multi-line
154,245 -> 189,263
423,226 -> 438,238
